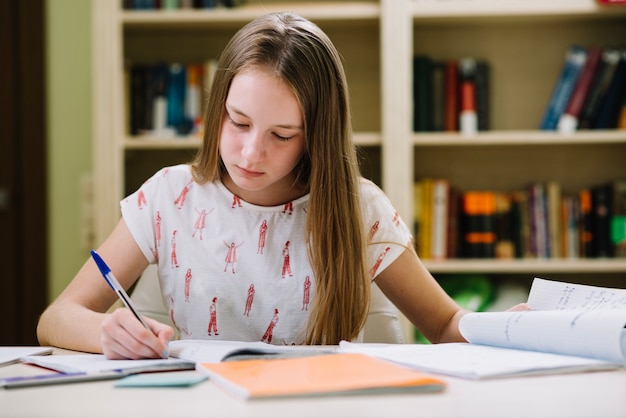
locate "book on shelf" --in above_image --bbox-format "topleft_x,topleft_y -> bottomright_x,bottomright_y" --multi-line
412,55 -> 489,133
340,277 -> 626,380
443,60 -> 459,132
474,60 -> 490,131
414,178 -> 626,260
578,48 -> 621,129
127,60 -> 218,138
461,191 -> 496,259
579,188 -> 594,258
594,48 -> 626,130
196,353 -> 446,400
611,179 -> 626,257
413,55 -> 434,132
592,183 -> 614,257
540,45 -> 588,131
557,47 -> 602,134
123,0 -> 242,9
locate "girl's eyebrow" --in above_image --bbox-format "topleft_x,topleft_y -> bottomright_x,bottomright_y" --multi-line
225,102 -> 303,131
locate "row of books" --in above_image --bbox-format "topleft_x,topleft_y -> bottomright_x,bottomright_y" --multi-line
413,55 -> 489,135
541,45 -> 626,133
123,0 -> 243,9
128,60 -> 218,137
413,178 -> 626,260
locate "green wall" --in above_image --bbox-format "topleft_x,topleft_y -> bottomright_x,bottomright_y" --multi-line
46,0 -> 92,300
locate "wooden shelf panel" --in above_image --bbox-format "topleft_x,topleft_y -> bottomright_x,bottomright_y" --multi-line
121,2 -> 380,28
413,130 -> 626,146
423,259 -> 626,274
411,0 -> 626,22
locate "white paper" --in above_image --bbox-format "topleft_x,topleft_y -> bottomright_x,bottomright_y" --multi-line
338,341 -> 620,380
169,339 -> 333,363
459,277 -> 626,363
0,347 -> 52,367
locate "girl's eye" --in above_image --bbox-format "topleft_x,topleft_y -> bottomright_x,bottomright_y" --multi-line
273,133 -> 294,141
229,117 -> 248,129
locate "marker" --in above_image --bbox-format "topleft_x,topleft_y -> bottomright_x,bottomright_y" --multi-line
90,250 -> 152,331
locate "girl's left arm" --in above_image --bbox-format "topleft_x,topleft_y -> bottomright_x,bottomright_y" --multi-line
374,246 -> 468,343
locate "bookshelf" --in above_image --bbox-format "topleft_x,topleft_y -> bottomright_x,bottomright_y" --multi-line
398,0 -> 626,279
92,0 -> 626,298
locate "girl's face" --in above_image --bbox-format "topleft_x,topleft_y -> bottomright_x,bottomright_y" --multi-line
219,66 -> 306,206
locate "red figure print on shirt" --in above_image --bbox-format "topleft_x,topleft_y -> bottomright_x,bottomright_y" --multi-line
184,268 -> 192,302
224,241 -> 244,273
302,276 -> 311,311
281,241 -> 293,278
261,308 -> 279,343
369,246 -> 390,278
244,283 -> 255,316
208,297 -> 219,336
192,207 -> 213,240
257,220 -> 268,254
155,211 -> 162,247
171,230 -> 179,268
392,211 -> 400,226
137,190 -> 147,210
231,194 -> 242,208
282,201 -> 293,215
368,220 -> 380,242
174,180 -> 193,209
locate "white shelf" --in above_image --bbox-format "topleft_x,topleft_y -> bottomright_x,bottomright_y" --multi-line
122,2 -> 380,27
411,0 -> 626,22
413,130 -> 626,146
424,259 -> 626,274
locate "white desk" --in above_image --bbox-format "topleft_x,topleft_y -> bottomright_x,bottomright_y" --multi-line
1,349 -> 625,418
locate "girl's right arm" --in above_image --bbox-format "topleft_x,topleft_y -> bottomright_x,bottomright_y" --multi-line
37,219 -> 174,359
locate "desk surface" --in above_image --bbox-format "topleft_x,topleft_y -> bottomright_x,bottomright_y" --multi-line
1,349 -> 625,418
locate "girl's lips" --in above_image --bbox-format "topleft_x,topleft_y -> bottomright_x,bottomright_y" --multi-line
237,165 -> 264,177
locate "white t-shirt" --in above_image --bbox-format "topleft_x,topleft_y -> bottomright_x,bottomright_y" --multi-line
121,164 -> 411,345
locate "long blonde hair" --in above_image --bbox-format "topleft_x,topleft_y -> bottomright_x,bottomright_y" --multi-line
191,12 -> 370,344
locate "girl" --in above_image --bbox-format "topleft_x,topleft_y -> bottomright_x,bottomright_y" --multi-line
38,12 -> 487,360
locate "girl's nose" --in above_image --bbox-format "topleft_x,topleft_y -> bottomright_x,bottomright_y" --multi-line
241,131 -> 265,162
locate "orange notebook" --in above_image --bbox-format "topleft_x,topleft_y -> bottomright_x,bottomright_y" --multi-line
198,353 -> 446,400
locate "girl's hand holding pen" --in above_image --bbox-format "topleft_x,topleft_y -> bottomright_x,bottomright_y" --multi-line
101,308 -> 173,360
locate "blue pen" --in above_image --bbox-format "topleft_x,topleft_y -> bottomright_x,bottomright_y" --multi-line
90,250 -> 152,332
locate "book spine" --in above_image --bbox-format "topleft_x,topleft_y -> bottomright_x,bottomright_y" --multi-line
611,179 -> 626,258
444,60 -> 459,132
431,179 -> 449,260
462,192 -> 496,258
594,49 -> 626,129
166,63 -> 188,134
540,46 -> 587,131
475,60 -> 490,131
413,55 -> 433,132
446,186 -> 460,259
431,62 -> 445,132
592,183 -> 613,257
458,58 -> 477,136
557,47 -> 602,134
494,193 -> 514,259
579,188 -> 594,258
578,48 -> 621,129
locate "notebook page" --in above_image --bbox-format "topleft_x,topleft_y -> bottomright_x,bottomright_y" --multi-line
528,277 -> 626,311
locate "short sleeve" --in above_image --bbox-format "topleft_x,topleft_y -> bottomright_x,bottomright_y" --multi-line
359,178 -> 413,280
